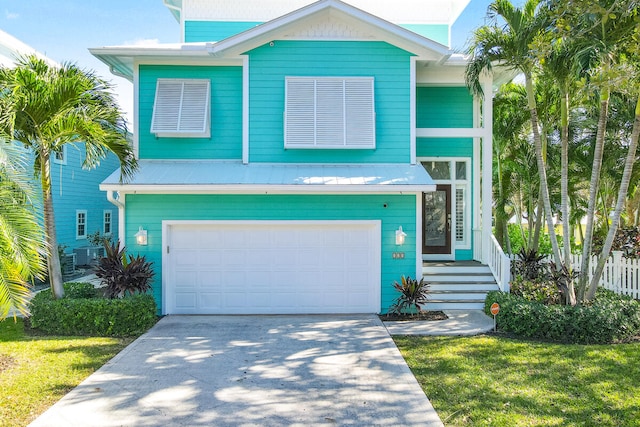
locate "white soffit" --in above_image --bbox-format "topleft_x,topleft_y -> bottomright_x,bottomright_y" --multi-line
181,0 -> 470,25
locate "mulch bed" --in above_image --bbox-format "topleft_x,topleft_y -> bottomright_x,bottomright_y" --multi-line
379,311 -> 448,322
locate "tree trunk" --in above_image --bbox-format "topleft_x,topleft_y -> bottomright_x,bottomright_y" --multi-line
560,86 -> 576,305
524,71 -> 563,267
585,96 -> 640,301
41,152 -> 64,299
578,87 -> 610,302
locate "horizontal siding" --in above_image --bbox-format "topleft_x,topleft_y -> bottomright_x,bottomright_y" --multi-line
416,137 -> 473,158
399,24 -> 449,46
138,65 -> 243,160
416,86 -> 473,128
125,194 -> 417,313
30,146 -> 121,253
455,249 -> 473,261
185,21 -> 262,42
247,41 -> 412,163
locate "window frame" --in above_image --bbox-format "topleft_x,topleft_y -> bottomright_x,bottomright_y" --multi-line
284,76 -> 376,149
151,78 -> 211,138
52,146 -> 67,165
76,210 -> 87,240
103,210 -> 112,236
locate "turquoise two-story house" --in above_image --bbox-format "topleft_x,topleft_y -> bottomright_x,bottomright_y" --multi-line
92,0 -> 507,315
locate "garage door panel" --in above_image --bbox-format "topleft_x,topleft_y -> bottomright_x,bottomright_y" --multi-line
165,222 -> 380,314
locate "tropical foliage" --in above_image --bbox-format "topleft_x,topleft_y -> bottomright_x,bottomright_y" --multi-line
94,241 -> 154,299
0,55 -> 137,300
388,276 -> 431,315
0,141 -> 45,319
468,0 -> 640,305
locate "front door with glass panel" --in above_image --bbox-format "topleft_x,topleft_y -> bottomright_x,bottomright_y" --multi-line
423,184 -> 451,254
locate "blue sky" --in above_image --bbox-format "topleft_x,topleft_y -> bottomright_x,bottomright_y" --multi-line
1,0 -> 492,125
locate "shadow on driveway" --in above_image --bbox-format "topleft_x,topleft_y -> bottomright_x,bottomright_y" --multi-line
29,315 -> 443,426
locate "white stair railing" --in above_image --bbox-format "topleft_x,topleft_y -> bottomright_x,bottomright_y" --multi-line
488,234 -> 511,292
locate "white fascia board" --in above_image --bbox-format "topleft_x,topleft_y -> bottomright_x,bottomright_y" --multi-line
99,184 -> 436,194
90,44 -> 239,81
206,0 -> 450,59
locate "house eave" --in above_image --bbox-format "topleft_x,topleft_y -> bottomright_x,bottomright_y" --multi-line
99,184 -> 435,194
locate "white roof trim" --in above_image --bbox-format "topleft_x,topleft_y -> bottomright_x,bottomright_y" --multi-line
100,160 -> 435,194
206,0 -> 451,59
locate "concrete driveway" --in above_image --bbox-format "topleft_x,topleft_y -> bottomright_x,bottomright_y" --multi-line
29,315 -> 443,427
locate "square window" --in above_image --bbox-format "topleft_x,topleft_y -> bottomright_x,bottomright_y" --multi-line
421,161 -> 450,180
151,79 -> 211,138
285,77 -> 375,149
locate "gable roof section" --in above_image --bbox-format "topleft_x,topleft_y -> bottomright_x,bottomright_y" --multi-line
167,0 -> 470,27
206,0 -> 451,60
91,0 -> 452,81
100,160 -> 435,193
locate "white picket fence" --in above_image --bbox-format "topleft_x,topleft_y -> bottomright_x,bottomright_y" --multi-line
510,251 -> 640,300
571,252 -> 640,300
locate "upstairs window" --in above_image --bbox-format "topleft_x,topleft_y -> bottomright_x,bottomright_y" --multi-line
151,79 -> 211,138
284,77 -> 375,149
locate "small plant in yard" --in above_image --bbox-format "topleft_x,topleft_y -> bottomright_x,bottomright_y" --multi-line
511,248 -> 549,280
510,275 -> 561,305
95,240 -> 154,298
388,275 -> 430,315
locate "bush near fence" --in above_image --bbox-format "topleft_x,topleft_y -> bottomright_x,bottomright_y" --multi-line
508,251 -> 640,300
485,289 -> 640,344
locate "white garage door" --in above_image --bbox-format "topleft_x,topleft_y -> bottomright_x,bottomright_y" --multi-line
163,221 -> 381,314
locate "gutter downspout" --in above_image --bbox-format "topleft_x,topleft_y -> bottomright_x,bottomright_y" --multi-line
106,190 -> 126,249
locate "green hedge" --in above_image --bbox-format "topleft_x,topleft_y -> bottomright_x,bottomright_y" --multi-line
29,286 -> 158,337
485,289 -> 640,344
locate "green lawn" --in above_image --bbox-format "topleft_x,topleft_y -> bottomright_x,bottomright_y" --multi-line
394,335 -> 640,427
0,319 -> 134,427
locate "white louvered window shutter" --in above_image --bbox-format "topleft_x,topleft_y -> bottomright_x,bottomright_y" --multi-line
285,77 -> 375,149
151,79 -> 210,138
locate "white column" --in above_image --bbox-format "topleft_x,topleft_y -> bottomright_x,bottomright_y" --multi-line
242,55 -> 249,164
410,57 -> 417,165
415,192 -> 422,278
481,77 -> 493,264
473,93 -> 482,261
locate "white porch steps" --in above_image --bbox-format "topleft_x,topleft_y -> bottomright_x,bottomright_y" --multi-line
422,262 -> 500,310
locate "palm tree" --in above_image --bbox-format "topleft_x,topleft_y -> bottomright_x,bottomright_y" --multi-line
0,56 -> 137,299
493,82 -> 531,251
548,0 -> 640,301
0,141 -> 46,318
466,0 -> 564,268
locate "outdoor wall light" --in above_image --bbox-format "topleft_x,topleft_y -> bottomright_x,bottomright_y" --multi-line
135,226 -> 148,246
395,226 -> 407,246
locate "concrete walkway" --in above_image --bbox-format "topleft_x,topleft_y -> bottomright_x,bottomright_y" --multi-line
29,315 -> 445,427
383,310 -> 495,336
